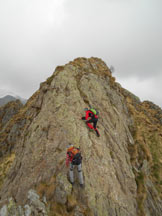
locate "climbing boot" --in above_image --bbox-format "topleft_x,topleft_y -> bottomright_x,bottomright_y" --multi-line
95,129 -> 100,137
80,184 -> 85,189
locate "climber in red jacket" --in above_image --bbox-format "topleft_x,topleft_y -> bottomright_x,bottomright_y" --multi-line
81,108 -> 100,137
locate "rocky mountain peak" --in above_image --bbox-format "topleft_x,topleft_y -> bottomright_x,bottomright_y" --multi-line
0,57 -> 161,216
0,90 -> 27,106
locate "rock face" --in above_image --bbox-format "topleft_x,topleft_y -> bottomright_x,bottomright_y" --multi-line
0,100 -> 23,157
0,100 -> 23,192
0,57 -> 161,216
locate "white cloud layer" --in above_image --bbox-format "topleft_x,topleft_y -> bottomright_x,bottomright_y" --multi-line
118,73 -> 162,107
0,0 -> 162,107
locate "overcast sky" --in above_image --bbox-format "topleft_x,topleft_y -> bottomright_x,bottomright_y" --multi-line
0,0 -> 162,107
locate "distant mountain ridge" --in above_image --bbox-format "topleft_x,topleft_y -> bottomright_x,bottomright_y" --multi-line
0,99 -> 23,132
0,93 -> 27,106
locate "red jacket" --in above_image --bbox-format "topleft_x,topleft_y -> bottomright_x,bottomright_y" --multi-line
84,110 -> 98,120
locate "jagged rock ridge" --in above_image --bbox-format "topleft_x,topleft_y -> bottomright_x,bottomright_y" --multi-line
0,95 -> 26,107
0,57 -> 161,216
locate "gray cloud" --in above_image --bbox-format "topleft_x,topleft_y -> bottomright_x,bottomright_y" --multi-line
0,0 -> 162,107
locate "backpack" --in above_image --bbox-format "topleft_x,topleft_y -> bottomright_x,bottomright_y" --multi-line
72,152 -> 82,165
67,147 -> 82,165
90,108 -> 99,115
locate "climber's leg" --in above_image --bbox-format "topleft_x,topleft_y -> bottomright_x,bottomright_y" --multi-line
86,119 -> 94,129
93,119 -> 100,137
69,163 -> 74,184
95,128 -> 100,137
77,163 -> 84,185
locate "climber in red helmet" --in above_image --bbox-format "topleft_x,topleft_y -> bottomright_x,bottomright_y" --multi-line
81,107 -> 100,137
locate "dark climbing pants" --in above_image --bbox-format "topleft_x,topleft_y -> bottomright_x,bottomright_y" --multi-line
86,118 -> 98,129
86,118 -> 100,137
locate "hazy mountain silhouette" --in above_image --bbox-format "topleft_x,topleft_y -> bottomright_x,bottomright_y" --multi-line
0,95 -> 26,106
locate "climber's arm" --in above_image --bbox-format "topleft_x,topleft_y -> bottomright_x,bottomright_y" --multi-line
82,110 -> 91,120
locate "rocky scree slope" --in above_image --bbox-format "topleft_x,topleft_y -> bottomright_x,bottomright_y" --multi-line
0,57 -> 161,216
